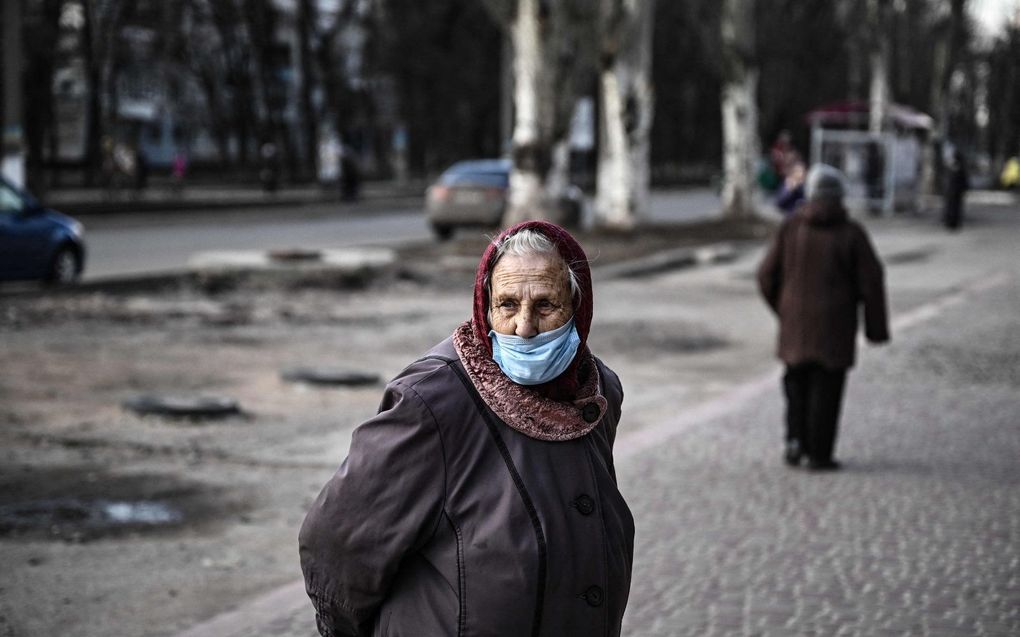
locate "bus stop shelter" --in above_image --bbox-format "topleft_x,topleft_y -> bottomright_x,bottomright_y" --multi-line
808,101 -> 933,214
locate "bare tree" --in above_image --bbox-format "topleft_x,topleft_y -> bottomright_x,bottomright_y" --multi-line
867,0 -> 893,133
80,0 -> 133,183
297,0 -> 319,179
483,0 -> 594,226
720,0 -> 759,219
23,0 -> 64,193
593,0 -> 655,230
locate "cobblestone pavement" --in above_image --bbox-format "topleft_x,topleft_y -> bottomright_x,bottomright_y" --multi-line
620,275 -> 1020,637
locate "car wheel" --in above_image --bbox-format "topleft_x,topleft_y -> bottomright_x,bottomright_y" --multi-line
47,245 -> 80,284
431,224 -> 454,241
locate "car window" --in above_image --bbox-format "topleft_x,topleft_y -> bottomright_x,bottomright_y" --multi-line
439,170 -> 509,188
0,183 -> 27,214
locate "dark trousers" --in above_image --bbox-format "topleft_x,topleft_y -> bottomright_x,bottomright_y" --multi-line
783,363 -> 847,463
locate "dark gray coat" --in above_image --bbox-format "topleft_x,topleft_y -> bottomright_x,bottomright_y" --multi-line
299,338 -> 634,637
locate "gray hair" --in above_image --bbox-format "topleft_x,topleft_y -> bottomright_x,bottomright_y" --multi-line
805,163 -> 847,202
485,229 -> 581,300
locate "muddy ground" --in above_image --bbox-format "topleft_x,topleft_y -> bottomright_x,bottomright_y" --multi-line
0,220 -> 774,637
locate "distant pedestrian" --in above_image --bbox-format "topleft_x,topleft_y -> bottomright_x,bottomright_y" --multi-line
134,145 -> 149,191
942,149 -> 969,231
775,159 -> 806,215
339,144 -> 361,201
172,149 -> 189,194
1001,156 -> 1020,190
299,221 -> 634,636
259,141 -> 280,193
757,164 -> 890,470
770,130 -> 795,182
865,141 -> 884,215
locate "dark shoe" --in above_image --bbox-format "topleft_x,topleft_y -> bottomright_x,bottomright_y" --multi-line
784,440 -> 803,467
807,458 -> 842,471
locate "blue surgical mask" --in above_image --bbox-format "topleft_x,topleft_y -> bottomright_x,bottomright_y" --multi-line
489,318 -> 581,385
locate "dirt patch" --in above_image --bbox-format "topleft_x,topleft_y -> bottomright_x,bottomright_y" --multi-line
591,319 -> 729,355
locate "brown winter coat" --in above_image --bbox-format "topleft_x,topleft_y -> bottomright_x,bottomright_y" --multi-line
757,200 -> 890,370
298,336 -> 634,637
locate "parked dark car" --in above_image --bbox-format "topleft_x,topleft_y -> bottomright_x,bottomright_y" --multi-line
0,176 -> 85,284
425,159 -> 583,239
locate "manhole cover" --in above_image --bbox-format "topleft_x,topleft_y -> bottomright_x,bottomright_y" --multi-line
281,367 -> 380,387
886,247 -> 936,265
122,394 -> 241,419
268,248 -> 323,262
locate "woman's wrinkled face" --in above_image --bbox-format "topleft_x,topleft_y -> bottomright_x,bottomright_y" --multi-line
489,253 -> 573,337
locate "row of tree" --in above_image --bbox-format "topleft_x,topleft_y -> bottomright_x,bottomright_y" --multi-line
20,0 -> 1020,227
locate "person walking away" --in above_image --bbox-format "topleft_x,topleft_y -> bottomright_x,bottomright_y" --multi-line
943,149 -> 969,230
757,164 -> 890,470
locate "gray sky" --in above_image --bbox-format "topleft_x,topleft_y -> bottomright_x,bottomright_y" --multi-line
972,0 -> 1019,35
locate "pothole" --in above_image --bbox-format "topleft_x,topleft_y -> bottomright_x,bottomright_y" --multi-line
0,468 -> 245,541
122,394 -> 242,419
281,367 -> 380,387
886,246 -> 938,265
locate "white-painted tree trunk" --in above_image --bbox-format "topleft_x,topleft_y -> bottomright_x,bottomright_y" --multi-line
720,0 -> 759,219
869,51 -> 889,134
867,0 -> 890,134
720,70 -> 760,219
594,0 -> 655,231
504,0 -> 566,226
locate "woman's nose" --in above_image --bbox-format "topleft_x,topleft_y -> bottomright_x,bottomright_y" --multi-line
514,309 -> 539,338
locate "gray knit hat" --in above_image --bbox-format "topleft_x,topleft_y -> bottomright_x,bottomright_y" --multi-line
805,164 -> 847,202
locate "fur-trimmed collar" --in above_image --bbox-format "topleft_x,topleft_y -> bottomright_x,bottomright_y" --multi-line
453,321 -> 607,442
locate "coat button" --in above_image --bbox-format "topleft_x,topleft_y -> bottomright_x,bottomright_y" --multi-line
573,494 -> 595,516
582,585 -> 604,607
581,403 -> 600,423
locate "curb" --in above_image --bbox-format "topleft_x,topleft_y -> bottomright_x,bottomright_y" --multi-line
62,193 -> 423,218
592,241 -> 743,280
2,240 -> 754,299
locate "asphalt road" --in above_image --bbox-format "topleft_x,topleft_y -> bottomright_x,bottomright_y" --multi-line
76,187 -> 727,281
80,204 -> 430,280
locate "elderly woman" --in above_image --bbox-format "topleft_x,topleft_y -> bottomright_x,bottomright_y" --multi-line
299,221 -> 635,636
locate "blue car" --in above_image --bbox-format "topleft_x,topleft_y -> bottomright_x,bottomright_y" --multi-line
0,176 -> 85,283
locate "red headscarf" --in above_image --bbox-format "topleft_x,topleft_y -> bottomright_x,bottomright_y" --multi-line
470,221 -> 594,398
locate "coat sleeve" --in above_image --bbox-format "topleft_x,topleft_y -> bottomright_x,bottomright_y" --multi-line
853,225 -> 891,344
298,379 -> 446,637
757,225 -> 785,314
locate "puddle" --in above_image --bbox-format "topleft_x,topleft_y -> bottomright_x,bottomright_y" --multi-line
0,499 -> 183,534
0,467 -> 246,542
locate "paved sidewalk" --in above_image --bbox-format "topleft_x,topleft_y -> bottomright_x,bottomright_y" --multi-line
621,273 -> 1019,637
